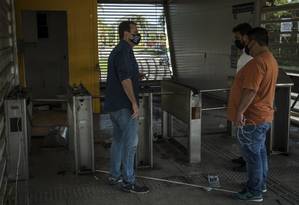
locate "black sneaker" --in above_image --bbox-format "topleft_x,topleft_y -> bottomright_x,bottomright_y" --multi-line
108,176 -> 123,185
239,183 -> 267,193
232,190 -> 263,202
121,183 -> 149,194
232,157 -> 246,165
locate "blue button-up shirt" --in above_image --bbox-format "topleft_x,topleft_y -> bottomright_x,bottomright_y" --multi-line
104,40 -> 140,112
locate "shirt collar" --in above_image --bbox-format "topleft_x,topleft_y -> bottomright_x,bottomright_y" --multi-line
119,40 -> 132,49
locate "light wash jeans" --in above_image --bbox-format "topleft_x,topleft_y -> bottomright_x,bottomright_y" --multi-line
237,123 -> 271,195
109,108 -> 138,184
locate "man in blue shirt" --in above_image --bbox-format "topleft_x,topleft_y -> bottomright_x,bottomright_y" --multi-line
104,21 -> 149,194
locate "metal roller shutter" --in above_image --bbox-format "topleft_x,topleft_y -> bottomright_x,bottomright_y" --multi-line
0,0 -> 18,202
97,2 -> 173,81
166,0 -> 235,80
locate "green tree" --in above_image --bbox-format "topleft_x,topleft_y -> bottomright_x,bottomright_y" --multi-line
272,0 -> 299,5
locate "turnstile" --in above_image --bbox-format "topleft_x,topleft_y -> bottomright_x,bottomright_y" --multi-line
136,93 -> 153,168
67,84 -> 95,174
5,87 -> 31,181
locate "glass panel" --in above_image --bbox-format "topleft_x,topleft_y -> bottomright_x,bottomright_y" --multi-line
262,3 -> 299,71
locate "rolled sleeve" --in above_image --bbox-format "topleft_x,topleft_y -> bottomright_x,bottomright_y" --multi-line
115,49 -> 132,81
242,60 -> 264,92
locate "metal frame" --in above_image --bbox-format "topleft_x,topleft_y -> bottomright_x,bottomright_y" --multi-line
161,81 -> 202,163
0,0 -> 20,202
270,85 -> 292,153
5,97 -> 30,181
0,177 -> 7,205
67,85 -> 95,175
0,125 -> 7,191
136,93 -> 153,168
10,0 -> 19,86
164,1 -> 177,77
188,92 -> 202,163
161,72 -> 294,162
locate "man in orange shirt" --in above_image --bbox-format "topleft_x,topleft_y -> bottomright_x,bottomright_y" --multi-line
228,27 -> 278,202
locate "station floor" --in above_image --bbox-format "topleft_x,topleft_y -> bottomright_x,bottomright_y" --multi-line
18,101 -> 299,205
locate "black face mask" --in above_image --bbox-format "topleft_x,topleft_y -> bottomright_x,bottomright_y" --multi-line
130,33 -> 141,45
245,45 -> 250,55
234,40 -> 244,50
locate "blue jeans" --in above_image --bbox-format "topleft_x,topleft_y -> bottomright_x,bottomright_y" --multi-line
109,108 -> 138,184
237,123 -> 271,195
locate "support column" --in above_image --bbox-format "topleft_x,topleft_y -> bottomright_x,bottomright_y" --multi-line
189,92 -> 202,163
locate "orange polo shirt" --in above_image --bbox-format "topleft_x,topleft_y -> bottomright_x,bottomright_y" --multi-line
227,51 -> 278,125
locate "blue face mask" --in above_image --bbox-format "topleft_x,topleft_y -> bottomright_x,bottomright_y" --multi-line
130,33 -> 141,45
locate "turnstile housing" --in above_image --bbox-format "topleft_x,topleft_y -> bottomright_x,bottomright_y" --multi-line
136,93 -> 153,168
5,88 -> 31,180
67,85 -> 95,174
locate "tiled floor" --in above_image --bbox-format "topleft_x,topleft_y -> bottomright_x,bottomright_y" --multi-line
19,103 -> 299,205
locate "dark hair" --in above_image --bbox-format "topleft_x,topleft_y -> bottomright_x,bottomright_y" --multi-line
247,27 -> 269,46
232,23 -> 252,35
118,21 -> 136,40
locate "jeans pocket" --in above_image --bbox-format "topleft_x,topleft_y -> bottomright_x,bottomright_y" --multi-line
252,123 -> 270,143
239,123 -> 268,144
237,128 -> 253,145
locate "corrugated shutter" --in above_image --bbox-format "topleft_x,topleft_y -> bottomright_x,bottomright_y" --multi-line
97,3 -> 172,81
166,0 -> 235,80
0,0 -> 18,201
